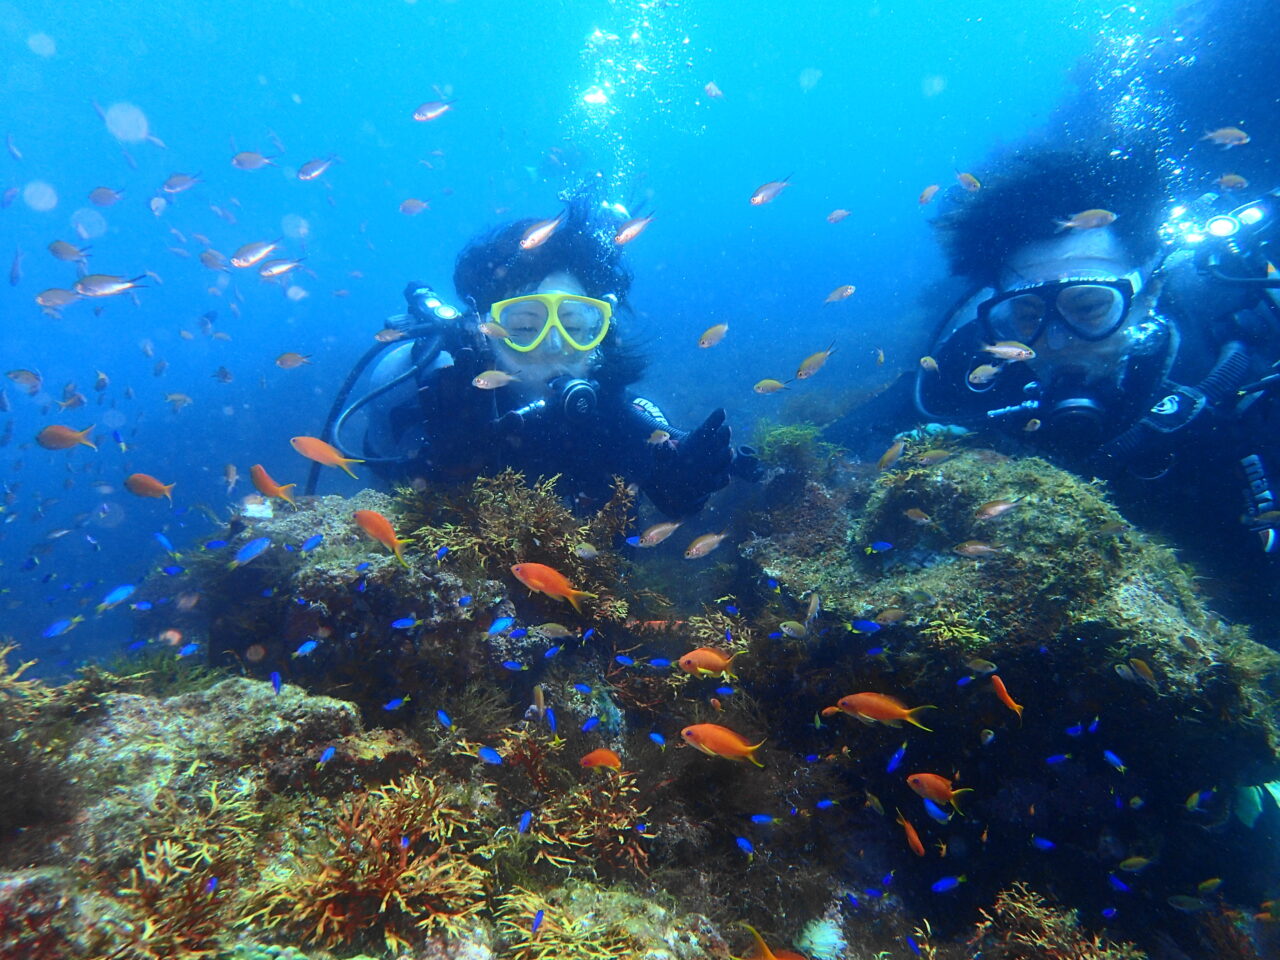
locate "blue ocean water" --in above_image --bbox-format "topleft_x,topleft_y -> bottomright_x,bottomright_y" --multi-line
0,0 -> 1242,668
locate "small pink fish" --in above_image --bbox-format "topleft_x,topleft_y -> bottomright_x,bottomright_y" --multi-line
684,530 -> 728,559
750,177 -> 791,205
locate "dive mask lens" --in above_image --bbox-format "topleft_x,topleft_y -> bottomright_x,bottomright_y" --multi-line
987,292 -> 1048,342
1054,282 -> 1127,339
497,297 -> 550,348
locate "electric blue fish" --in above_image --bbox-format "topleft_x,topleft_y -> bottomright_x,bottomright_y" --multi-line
1030,836 -> 1056,851
865,540 -> 894,554
573,683 -> 592,694
162,565 -> 184,576
383,697 -> 408,710
301,534 -> 323,551
177,642 -> 200,657
649,732 -> 666,749
488,617 -> 515,635
316,746 -> 335,766
270,671 -> 282,695
229,537 -> 271,569
886,741 -> 907,773
735,836 -> 754,859
1103,750 -> 1127,773
436,709 -> 453,729
615,655 -> 635,666
97,584 -> 135,611
390,616 -> 420,629
292,640 -> 319,658
851,619 -> 881,634
477,746 -> 503,764
750,814 -> 775,824
518,811 -> 532,834
154,531 -> 176,554
931,875 -> 967,893
531,909 -> 544,935
501,661 -> 527,671
921,797 -> 951,824
581,716 -> 600,732
204,539 -> 228,550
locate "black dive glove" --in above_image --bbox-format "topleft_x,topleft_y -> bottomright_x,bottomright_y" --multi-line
646,408 -> 735,518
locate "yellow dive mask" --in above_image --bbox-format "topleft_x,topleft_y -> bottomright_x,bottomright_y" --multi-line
489,292 -> 612,352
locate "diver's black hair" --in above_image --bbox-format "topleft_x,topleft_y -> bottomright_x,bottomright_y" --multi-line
452,193 -> 647,387
933,142 -> 1169,286
453,194 -> 634,313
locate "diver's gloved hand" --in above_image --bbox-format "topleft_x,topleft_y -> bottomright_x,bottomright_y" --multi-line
646,408 -> 734,518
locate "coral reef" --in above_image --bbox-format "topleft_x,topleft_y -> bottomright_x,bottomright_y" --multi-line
970,882 -> 1146,959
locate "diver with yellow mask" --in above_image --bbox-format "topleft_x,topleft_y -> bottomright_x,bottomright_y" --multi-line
319,196 -> 758,518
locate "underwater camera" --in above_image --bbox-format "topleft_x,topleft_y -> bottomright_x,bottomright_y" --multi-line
1162,188 -> 1280,290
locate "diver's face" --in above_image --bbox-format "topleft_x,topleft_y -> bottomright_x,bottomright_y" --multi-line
1000,229 -> 1144,379
494,271 -> 596,385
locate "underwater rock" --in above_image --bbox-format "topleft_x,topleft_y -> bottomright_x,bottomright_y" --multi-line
57,677 -> 399,865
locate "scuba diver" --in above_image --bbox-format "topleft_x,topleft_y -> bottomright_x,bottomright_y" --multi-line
316,196 -> 758,518
849,144 -> 1280,599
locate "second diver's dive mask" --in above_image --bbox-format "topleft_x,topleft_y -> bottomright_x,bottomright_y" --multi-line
917,272 -> 1172,457
490,292 -> 614,353
977,269 -> 1143,344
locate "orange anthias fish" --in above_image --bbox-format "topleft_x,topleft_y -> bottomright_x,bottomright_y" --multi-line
896,809 -> 926,857
878,439 -> 905,471
681,723 -> 765,767
580,748 -> 622,771
412,99 -> 454,122
250,464 -> 297,507
919,183 -> 941,205
472,370 -> 520,390
613,214 -> 654,245
956,171 -> 982,192
698,323 -> 729,348
290,436 -> 364,478
637,520 -> 682,547
740,924 -> 808,960
684,530 -> 729,559
354,509 -> 409,568
754,378 -> 789,395
511,562 -> 596,614
907,772 -> 973,814
125,472 -> 175,504
824,284 -> 855,304
796,342 -> 836,379
1055,209 -> 1117,232
230,240 -> 280,268
519,212 -> 565,250
750,176 -> 791,205
990,674 -> 1024,723
36,424 -> 96,451
826,692 -> 935,731
678,646 -> 737,677
1201,126 -> 1249,148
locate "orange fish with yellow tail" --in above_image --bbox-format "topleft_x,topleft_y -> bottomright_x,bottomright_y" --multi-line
290,435 -> 363,478
36,424 -> 96,451
125,472 -> 175,504
680,723 -> 765,767
250,464 -> 297,508
907,772 -> 973,815
511,562 -> 596,614
579,748 -> 622,771
677,646 -> 737,678
824,692 -> 935,731
896,808 -> 926,857
990,674 -> 1024,723
353,509 -> 409,568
